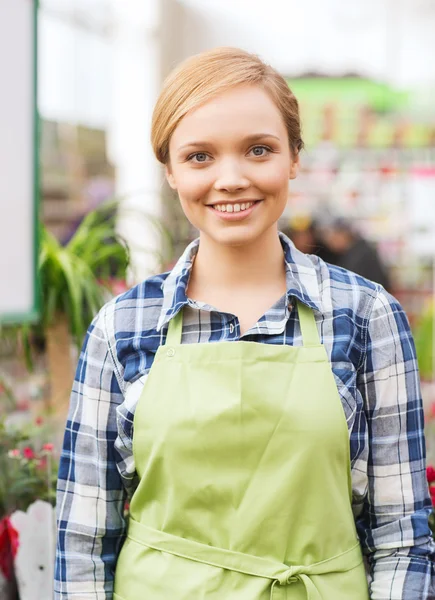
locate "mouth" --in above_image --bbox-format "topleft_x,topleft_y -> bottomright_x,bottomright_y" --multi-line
207,199 -> 262,222
209,200 -> 262,214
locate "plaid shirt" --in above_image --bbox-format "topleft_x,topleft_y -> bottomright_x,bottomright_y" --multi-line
55,232 -> 435,599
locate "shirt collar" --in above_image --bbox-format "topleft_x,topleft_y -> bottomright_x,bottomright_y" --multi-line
157,231 -> 323,332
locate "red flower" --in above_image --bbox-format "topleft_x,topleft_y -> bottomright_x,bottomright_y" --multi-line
35,416 -> 44,426
427,466 -> 435,484
23,447 -> 35,460
0,517 -> 19,581
42,443 -> 54,453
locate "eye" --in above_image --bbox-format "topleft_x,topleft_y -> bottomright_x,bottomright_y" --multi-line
249,145 -> 272,157
187,152 -> 211,163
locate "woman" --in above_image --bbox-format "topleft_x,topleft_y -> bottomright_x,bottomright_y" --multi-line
54,48 -> 434,599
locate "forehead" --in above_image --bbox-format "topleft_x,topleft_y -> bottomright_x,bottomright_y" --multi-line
170,84 -> 286,146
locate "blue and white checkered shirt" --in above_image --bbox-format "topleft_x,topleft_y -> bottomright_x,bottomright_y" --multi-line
55,232 -> 435,599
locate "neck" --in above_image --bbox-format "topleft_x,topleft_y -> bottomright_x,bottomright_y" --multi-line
189,227 -> 286,293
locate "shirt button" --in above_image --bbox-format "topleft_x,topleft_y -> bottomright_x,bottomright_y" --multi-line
229,323 -> 235,334
167,348 -> 175,357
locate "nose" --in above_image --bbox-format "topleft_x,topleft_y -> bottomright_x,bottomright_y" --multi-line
213,158 -> 250,193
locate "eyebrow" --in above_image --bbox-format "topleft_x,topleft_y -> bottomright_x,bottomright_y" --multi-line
177,133 -> 281,152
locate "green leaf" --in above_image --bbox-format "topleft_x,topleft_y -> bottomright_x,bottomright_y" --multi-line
15,195 -> 174,359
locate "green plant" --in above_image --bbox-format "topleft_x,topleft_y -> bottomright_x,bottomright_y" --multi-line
3,197 -> 174,411
37,199 -> 129,347
3,199 -> 130,410
0,418 -> 58,518
23,197 -> 175,352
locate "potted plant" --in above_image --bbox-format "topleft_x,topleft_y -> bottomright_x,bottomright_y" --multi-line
20,197 -> 176,415
18,199 -> 130,415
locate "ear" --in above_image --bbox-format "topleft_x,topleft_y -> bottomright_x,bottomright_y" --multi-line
289,155 -> 300,180
165,164 -> 177,190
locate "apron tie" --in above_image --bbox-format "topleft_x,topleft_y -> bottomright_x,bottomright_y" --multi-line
127,518 -> 362,600
270,567 -> 322,600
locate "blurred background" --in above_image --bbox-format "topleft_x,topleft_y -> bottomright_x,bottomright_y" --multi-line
1,0 -> 435,596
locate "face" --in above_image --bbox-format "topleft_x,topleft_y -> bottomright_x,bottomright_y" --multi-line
166,84 -> 299,248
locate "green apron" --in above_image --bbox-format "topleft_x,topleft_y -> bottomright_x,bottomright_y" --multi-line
114,301 -> 369,599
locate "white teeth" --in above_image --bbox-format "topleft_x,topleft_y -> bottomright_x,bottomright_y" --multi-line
213,202 -> 254,213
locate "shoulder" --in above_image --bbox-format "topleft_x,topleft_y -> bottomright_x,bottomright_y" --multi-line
309,253 -> 409,353
308,253 -> 381,322
308,255 -> 405,370
280,232 -> 380,323
97,271 -> 169,333
92,271 -> 171,381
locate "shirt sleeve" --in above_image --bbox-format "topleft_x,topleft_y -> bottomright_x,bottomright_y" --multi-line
356,288 -> 435,599
54,306 -> 127,599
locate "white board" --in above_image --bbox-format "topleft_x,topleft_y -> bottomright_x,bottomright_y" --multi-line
0,0 -> 37,324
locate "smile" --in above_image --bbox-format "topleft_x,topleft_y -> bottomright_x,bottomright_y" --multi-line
208,200 -> 262,222
212,201 -> 258,213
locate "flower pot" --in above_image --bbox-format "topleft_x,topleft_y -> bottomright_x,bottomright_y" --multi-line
10,501 -> 55,600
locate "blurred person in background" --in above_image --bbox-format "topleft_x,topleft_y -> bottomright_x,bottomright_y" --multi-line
282,214 -> 339,264
54,47 -> 434,600
320,216 -> 391,291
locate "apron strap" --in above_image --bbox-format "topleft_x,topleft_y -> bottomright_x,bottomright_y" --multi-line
165,308 -> 184,346
165,301 -> 321,348
127,518 -> 363,600
296,300 -> 321,347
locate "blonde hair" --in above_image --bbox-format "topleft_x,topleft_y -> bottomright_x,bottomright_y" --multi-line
151,47 -> 303,165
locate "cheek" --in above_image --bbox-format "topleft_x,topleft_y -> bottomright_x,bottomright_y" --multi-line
255,164 -> 289,195
172,168 -> 212,202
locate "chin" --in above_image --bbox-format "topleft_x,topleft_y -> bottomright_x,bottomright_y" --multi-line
203,226 -> 270,248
